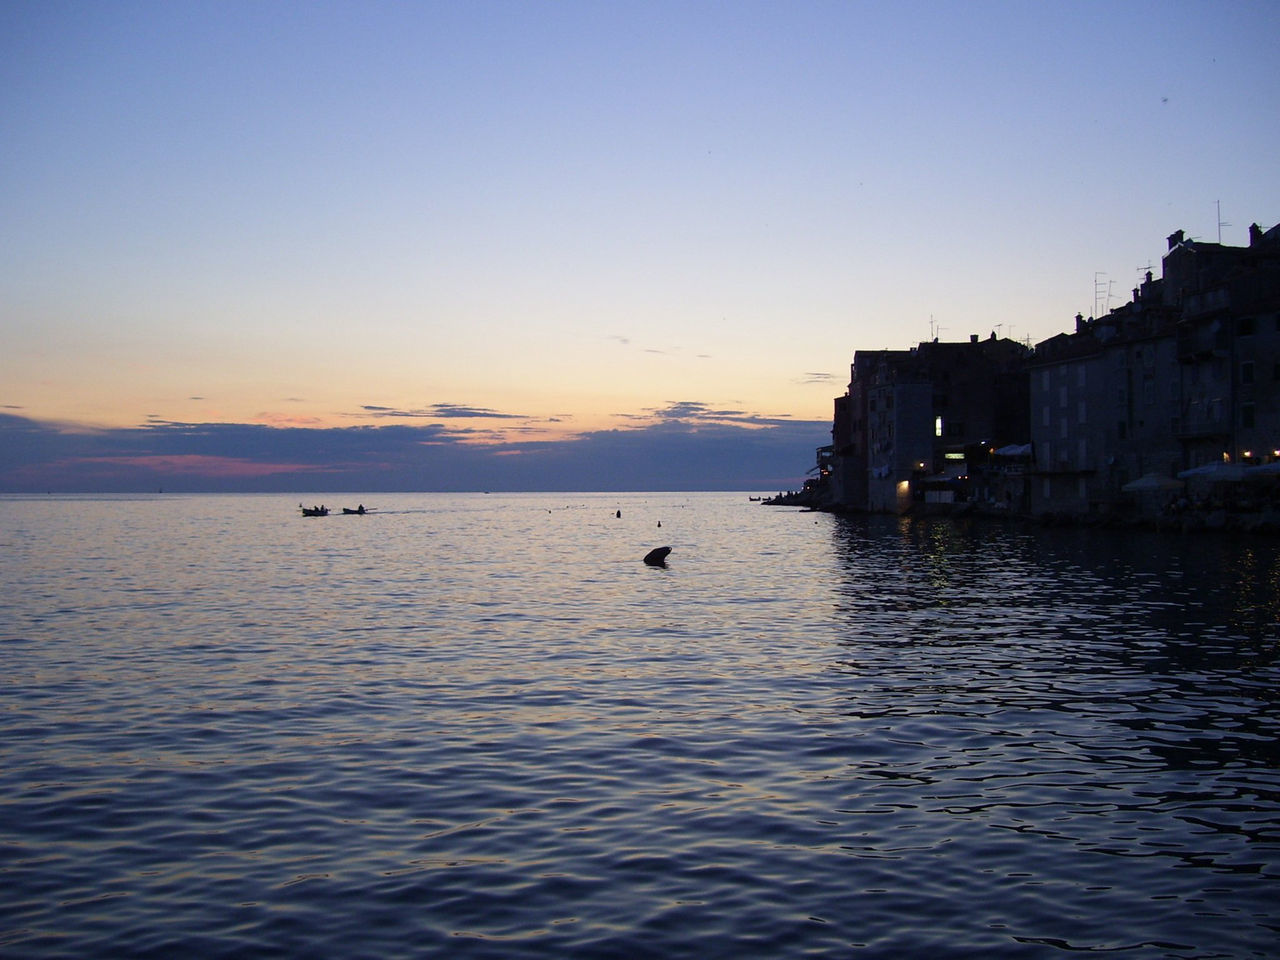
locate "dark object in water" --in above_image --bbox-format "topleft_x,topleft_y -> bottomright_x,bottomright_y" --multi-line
300,505 -> 328,517
643,546 -> 671,566
342,505 -> 368,515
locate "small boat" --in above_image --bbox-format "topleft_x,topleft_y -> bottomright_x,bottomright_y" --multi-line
300,505 -> 329,517
342,505 -> 369,515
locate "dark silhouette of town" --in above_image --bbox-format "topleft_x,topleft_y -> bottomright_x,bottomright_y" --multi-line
776,221 -> 1280,532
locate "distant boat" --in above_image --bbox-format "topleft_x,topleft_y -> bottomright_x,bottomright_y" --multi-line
300,505 -> 329,517
342,506 -> 369,515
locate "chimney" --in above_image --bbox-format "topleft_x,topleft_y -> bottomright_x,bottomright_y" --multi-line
970,333 -> 978,343
1167,229 -> 1184,250
1251,223 -> 1264,246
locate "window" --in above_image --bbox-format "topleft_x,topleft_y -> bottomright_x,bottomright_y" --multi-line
1239,317 -> 1256,336
935,416 -> 943,437
1242,361 -> 1255,385
1243,403 -> 1256,429
1117,421 -> 1127,440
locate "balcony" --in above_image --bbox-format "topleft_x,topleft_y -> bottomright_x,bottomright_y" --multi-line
1177,325 -> 1229,361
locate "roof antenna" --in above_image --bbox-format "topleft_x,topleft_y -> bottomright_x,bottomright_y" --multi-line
1216,200 -> 1231,244
1093,272 -> 1113,318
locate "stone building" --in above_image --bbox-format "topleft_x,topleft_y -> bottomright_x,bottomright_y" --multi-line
1028,275 -> 1182,515
828,335 -> 1030,513
1028,221 -> 1280,516
1168,223 -> 1280,469
819,219 -> 1280,518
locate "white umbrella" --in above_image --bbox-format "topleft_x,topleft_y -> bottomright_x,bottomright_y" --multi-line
1122,473 -> 1184,493
1177,463 -> 1248,482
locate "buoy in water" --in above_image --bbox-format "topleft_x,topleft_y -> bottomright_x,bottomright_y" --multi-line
643,546 -> 672,567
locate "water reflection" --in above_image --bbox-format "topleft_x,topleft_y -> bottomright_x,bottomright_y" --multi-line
3,495 -> 1278,959
821,513 -> 1280,930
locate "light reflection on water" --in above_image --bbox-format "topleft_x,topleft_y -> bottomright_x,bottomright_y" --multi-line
1,493 -> 1278,959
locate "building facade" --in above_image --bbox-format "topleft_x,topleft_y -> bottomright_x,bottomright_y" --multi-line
820,219 -> 1280,518
828,336 -> 1030,513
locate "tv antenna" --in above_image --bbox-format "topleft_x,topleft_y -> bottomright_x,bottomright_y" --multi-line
1216,200 -> 1231,243
1093,272 -> 1114,318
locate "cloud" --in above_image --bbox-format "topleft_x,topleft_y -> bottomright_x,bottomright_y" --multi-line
358,403 -> 523,420
0,410 -> 825,493
64,454 -> 333,478
622,400 -> 800,429
797,372 -> 839,385
429,404 -> 522,420
252,412 -> 330,428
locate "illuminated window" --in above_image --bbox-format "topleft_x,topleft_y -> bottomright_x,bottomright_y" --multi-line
935,416 -> 943,437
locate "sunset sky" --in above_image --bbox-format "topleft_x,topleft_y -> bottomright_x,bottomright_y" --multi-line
3,1 -> 1278,491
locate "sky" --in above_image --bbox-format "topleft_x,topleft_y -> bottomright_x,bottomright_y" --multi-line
2,0 -> 1278,492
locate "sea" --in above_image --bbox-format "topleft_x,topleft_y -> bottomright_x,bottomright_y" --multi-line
1,491 -> 1278,959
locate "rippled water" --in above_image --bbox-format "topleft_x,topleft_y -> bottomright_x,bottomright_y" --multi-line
2,492 -> 1278,958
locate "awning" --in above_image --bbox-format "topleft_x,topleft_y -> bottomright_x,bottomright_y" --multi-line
994,443 -> 1032,457
1122,473 -> 1184,493
1177,463 -> 1248,482
922,463 -> 967,485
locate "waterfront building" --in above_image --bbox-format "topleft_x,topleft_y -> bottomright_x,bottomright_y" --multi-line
1030,221 -> 1280,516
819,219 -> 1280,518
828,335 -> 1029,513
1168,223 -> 1280,470
1028,274 -> 1182,515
